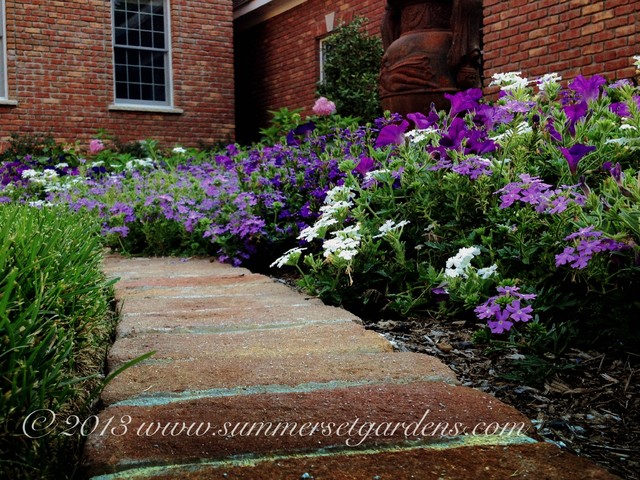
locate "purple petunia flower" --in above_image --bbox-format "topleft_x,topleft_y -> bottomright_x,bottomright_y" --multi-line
445,88 -> 483,117
559,144 -> 596,175
603,162 -> 623,184
354,156 -> 375,176
286,121 -> 316,146
374,120 -> 410,148
563,100 -> 588,136
465,129 -> 498,154
610,102 -> 631,117
569,75 -> 607,102
439,117 -> 468,150
407,111 -> 439,129
546,119 -> 563,142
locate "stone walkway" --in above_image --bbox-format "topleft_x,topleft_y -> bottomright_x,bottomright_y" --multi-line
82,255 -> 618,479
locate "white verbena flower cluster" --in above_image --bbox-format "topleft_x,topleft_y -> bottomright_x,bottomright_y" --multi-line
491,121 -> 533,144
270,247 -> 306,268
298,185 -> 355,242
323,224 -> 362,261
489,72 -> 529,91
633,55 -> 640,70
125,158 -> 155,171
536,73 -> 562,93
21,168 -> 58,184
405,128 -> 439,144
295,185 -> 364,263
445,246 -> 497,280
364,169 -> 391,182
28,200 -> 53,208
374,219 -> 410,238
21,167 -> 86,192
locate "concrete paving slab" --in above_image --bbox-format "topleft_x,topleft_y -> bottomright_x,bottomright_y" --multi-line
83,381 -> 535,476
101,351 -> 459,405
87,442 -> 618,480
114,303 -> 360,338
107,322 -> 394,371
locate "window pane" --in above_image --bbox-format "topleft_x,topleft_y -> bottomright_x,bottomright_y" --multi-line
140,30 -> 153,48
153,32 -> 164,49
128,29 -> 140,47
129,83 -> 141,100
154,85 -> 166,102
139,13 -> 151,30
141,67 -> 153,83
153,67 -> 164,84
152,14 -> 164,32
115,81 -> 128,98
114,28 -> 127,45
141,83 -> 153,101
128,65 -> 140,83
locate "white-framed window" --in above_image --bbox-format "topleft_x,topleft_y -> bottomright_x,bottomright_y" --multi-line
0,0 -> 7,99
112,0 -> 172,106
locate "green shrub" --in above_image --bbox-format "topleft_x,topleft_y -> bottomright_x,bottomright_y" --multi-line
317,17 -> 383,121
0,205 -> 117,479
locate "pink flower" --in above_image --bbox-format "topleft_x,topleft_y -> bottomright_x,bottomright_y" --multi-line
89,139 -> 105,155
312,97 -> 336,116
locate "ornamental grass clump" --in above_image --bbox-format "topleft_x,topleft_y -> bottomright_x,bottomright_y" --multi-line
0,205 -> 117,479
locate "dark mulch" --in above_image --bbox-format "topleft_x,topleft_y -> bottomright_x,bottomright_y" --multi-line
365,317 -> 640,480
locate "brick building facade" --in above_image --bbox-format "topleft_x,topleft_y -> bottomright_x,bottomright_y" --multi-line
0,1 -> 638,148
0,0 -> 235,149
235,0 -> 639,142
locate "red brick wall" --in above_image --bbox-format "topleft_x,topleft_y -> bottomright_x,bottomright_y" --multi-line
234,0 -> 384,142
0,0 -> 235,150
483,0 -> 638,90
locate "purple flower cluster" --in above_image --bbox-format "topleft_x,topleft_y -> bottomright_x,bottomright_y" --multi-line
451,156 -> 493,179
474,286 -> 537,334
555,226 -> 628,270
496,174 -> 585,213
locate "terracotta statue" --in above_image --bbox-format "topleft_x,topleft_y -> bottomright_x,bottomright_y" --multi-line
379,0 -> 483,115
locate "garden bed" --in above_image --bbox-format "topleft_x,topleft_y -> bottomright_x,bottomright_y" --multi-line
2,66 -> 640,479
368,316 -> 639,480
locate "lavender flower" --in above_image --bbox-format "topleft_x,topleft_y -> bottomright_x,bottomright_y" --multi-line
475,286 -> 537,334
555,227 -> 629,269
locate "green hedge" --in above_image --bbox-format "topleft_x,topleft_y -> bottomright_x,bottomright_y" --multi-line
0,205 -> 117,479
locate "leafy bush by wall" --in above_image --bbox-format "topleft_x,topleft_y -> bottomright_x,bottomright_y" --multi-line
317,17 -> 383,122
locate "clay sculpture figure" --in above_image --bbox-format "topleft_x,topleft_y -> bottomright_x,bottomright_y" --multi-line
379,0 -> 483,115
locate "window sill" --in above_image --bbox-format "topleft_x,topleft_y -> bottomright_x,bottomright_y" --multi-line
108,104 -> 184,114
0,99 -> 18,106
